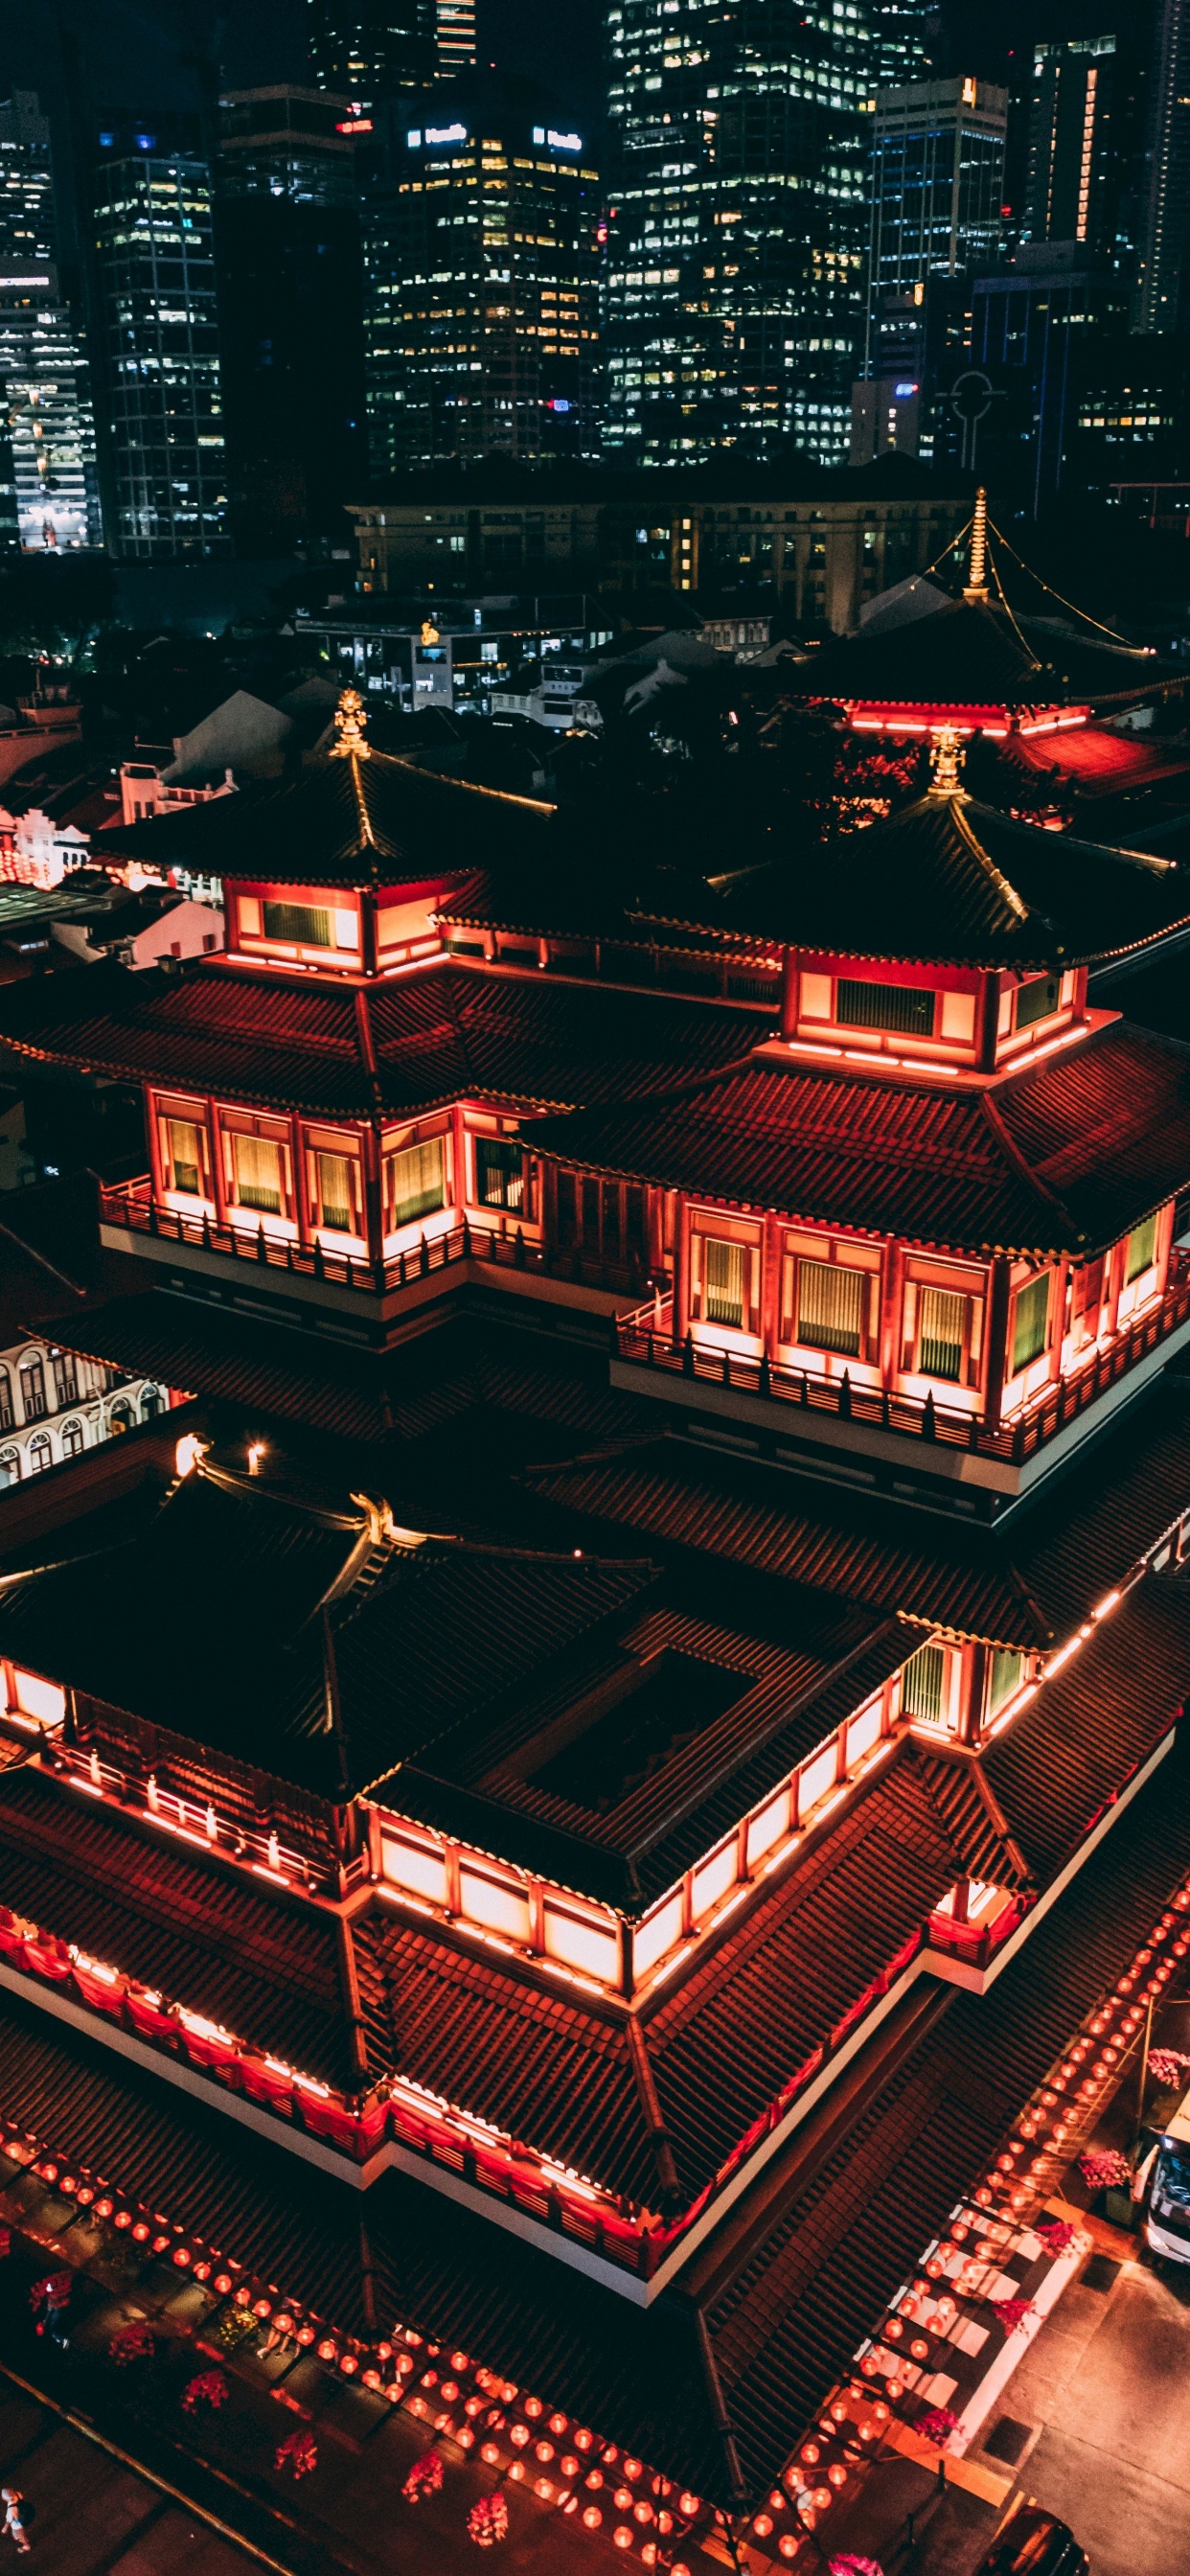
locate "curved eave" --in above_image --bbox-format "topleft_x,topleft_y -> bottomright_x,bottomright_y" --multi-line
529,1135 -> 1169,1263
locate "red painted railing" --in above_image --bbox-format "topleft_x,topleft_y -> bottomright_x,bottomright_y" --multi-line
614,1254 -> 1190,1469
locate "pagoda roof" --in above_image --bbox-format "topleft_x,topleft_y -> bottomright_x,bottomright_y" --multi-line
521,1376 -> 1190,1652
96,729 -> 557,890
530,1015 -> 1190,1260
785,589 -> 1165,714
677,786 -> 1190,971
0,954 -> 771,1120
2,1725 -> 1185,2504
0,1461 -> 655,1805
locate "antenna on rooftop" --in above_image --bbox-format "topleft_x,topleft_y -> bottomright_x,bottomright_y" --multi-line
964,488 -> 989,600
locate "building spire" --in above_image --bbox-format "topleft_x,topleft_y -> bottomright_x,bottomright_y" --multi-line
965,487 -> 989,598
929,724 -> 965,796
331,686 -> 371,760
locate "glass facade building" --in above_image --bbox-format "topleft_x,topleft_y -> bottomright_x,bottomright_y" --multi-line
603,0 -> 910,468
93,153 -> 227,560
307,4 -> 471,106
362,92 -> 601,473
0,90 -> 101,549
864,76 -> 1008,367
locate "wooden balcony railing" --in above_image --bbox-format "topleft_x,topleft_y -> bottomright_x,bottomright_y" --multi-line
614,1252 -> 1190,1469
99,1179 -> 652,1306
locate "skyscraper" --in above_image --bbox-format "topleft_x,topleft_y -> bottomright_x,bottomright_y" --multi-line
0,91 -> 101,549
92,147 -> 227,559
306,5 -> 438,109
362,85 -> 601,473
215,87 -> 367,555
603,0 -> 895,466
434,0 -> 477,75
1136,0 -> 1190,330
864,75 -> 1008,362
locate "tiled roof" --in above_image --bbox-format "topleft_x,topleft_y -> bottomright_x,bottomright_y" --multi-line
0,955 -> 770,1119
784,592 -> 1164,712
93,743 -> 557,889
0,1461 -> 655,1804
982,1571 -> 1190,1879
531,1018 -> 1190,1257
678,789 -> 1190,969
0,1768 -> 356,2088
523,1379 -> 1190,1650
3,1720 -> 1187,2505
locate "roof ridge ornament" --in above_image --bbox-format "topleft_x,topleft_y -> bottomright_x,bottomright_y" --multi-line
964,486 -> 989,599
929,724 -> 965,797
331,686 -> 371,761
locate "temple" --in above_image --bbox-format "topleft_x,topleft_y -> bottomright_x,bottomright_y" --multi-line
2,678 -> 1190,2542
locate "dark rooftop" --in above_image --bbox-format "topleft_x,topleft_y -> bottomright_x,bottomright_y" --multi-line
787,589 -> 1167,713
531,1014 -> 1190,1259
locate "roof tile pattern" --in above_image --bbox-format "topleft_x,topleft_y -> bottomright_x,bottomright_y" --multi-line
532,1019 -> 1190,1255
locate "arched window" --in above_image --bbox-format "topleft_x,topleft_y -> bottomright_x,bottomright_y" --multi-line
140,1386 -> 164,1421
0,1448 -> 19,1488
108,1400 -> 134,1435
19,1354 -> 46,1422
27,1432 -> 53,1474
0,1368 -> 11,1433
60,1420 -> 84,1458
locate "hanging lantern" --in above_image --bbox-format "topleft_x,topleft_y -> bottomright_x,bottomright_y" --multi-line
469,2493 -> 510,2548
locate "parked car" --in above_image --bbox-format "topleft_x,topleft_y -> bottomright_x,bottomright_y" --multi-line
1136,2013 -> 1190,2262
974,2498 -> 1089,2575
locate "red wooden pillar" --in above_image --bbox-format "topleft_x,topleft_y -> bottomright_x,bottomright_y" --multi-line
145,1086 -> 166,1207
983,1256 -> 1012,1430
960,1644 -> 988,1745
780,947 -> 798,1038
761,1211 -> 781,1359
210,1098 -> 229,1231
290,1114 -> 311,1251
361,1120 -> 384,1265
671,1196 -> 687,1346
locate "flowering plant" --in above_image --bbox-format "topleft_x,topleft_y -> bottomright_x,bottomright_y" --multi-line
180,2369 -> 228,2413
275,2431 -> 318,2479
1078,2149 -> 1132,2191
1035,2218 -> 1075,2252
469,2493 -> 510,2547
1148,2048 -> 1190,2090
29,2270 -> 72,2312
830,2558 -> 885,2576
914,2406 -> 960,2447
108,2320 -> 155,2366
402,2449 -> 445,2503
991,2297 -> 1037,2336
216,2304 -> 260,2351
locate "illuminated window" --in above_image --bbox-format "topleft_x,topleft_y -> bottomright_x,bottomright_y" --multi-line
53,1354 -> 78,1409
234,1134 -> 284,1215
989,1647 -> 1024,1714
167,1116 -> 203,1194
384,1137 -> 444,1230
903,1641 -> 947,1727
0,1369 -> 11,1434
1015,973 -> 1060,1029
705,1237 -> 744,1327
475,1136 -> 524,1210
27,1432 -> 53,1475
60,1420 -> 84,1456
794,1256 -> 865,1356
262,900 -> 331,948
315,1151 -> 356,1233
1011,1275 -> 1050,1374
919,1286 -> 965,1382
1126,1213 -> 1157,1281
836,978 -> 935,1036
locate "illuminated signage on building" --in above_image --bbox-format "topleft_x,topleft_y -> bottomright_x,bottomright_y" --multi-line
533,126 -> 583,152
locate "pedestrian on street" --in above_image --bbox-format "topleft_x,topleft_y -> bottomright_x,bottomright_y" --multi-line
1,2488 -> 31,2553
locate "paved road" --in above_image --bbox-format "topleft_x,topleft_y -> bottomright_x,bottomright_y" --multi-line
969,2244 -> 1190,2576
0,2385 -> 260,2576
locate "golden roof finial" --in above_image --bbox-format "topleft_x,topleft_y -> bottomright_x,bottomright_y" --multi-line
929,724 -> 965,796
331,686 -> 371,760
965,487 -> 989,598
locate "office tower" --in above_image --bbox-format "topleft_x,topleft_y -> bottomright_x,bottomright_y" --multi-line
1022,34 -> 1149,286
0,91 -> 101,549
215,87 -> 367,556
1136,0 -> 1190,330
362,86 -> 601,472
92,147 -> 227,559
434,0 -> 476,75
864,76 -> 1008,365
603,0 -> 887,468
307,5 -> 437,109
